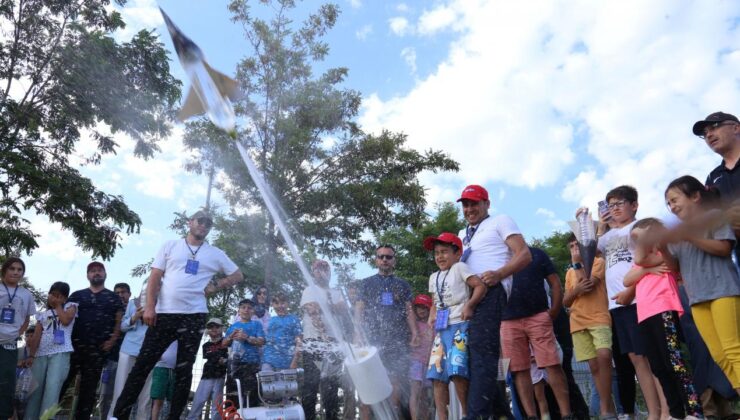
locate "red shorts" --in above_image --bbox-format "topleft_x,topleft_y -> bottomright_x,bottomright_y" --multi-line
501,311 -> 560,372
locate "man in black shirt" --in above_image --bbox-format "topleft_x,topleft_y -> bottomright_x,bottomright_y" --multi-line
187,318 -> 228,420
60,261 -> 124,419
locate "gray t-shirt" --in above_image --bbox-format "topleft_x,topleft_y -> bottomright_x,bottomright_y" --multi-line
0,284 -> 35,345
668,220 -> 740,305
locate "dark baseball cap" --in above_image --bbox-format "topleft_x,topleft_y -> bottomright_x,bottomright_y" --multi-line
692,111 -> 739,136
87,261 -> 105,272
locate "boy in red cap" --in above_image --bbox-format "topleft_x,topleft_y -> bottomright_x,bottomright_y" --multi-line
423,233 -> 487,420
409,294 -> 433,420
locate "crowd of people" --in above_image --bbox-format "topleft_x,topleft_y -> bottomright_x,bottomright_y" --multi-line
0,111 -> 738,420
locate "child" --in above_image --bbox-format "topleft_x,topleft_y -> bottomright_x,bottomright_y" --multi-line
623,218 -> 702,419
591,186 -> 662,419
409,294 -> 433,420
563,234 -> 615,418
24,281 -> 77,420
151,340 -> 178,420
662,175 -> 740,393
0,257 -> 36,420
187,318 -> 228,420
262,292 -> 301,371
423,232 -> 486,420
225,299 -> 265,408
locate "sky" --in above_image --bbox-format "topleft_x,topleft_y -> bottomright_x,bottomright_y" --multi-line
18,0 -> 740,297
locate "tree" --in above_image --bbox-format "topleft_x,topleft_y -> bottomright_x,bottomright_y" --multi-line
530,230 -> 573,283
182,0 -> 458,297
376,202 -> 466,294
0,0 -> 182,259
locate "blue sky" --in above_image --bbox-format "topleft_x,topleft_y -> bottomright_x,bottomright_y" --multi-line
19,0 -> 740,297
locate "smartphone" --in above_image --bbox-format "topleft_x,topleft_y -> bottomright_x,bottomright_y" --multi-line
598,200 -> 611,221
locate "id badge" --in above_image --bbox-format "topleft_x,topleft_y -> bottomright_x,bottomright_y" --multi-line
185,259 -> 200,275
435,308 -> 449,331
1,307 -> 15,324
461,248 -> 471,263
381,292 -> 393,306
53,329 -> 65,345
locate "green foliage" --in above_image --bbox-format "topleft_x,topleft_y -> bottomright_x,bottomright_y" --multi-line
182,0 -> 458,306
376,202 -> 465,294
0,0 -> 182,259
530,230 -> 572,283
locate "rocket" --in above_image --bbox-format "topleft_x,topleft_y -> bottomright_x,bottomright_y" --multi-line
159,8 -> 242,136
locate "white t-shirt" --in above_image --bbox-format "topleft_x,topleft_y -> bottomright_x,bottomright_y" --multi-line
155,341 -> 178,369
597,221 -> 636,310
459,214 -> 521,282
35,303 -> 77,356
300,285 -> 344,342
427,262 -> 473,324
153,239 -> 239,314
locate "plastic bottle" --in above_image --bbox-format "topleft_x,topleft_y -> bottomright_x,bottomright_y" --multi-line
15,368 -> 33,402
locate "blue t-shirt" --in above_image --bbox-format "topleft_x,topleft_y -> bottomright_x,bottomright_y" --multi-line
502,247 -> 556,320
263,314 -> 302,369
226,320 -> 264,364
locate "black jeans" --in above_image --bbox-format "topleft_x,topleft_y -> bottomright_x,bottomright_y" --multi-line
113,313 -> 206,420
611,314 -> 636,415
226,361 -> 260,409
60,341 -> 108,420
301,350 -> 341,420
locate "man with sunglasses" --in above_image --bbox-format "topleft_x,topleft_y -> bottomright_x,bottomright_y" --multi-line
355,245 -> 419,419
112,210 -> 244,420
456,184 -> 531,420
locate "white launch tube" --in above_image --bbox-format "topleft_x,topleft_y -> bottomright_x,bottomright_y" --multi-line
343,346 -> 393,405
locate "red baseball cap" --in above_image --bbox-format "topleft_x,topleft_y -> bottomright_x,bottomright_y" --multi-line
457,184 -> 489,202
423,232 -> 463,251
413,294 -> 432,308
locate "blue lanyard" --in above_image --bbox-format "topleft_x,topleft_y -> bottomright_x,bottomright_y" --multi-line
2,282 -> 17,307
435,269 -> 450,308
463,215 -> 489,246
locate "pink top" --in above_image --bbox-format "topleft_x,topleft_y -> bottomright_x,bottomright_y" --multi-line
634,265 -> 684,323
411,320 -> 434,363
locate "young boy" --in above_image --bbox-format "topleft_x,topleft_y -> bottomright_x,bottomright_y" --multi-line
262,292 -> 301,371
593,186 -> 661,419
423,233 -> 486,420
187,318 -> 228,420
151,340 -> 178,420
225,299 -> 265,408
563,233 -> 615,418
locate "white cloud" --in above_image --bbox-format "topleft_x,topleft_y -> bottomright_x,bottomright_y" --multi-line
348,0 -> 362,9
388,17 -> 411,36
356,24 -> 373,40
536,208 -> 566,228
417,4 -> 461,35
111,0 -> 162,41
400,47 -> 417,75
396,3 -> 410,13
361,0 -> 739,216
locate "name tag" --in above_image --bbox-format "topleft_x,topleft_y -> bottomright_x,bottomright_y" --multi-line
435,308 -> 449,331
0,307 -> 15,324
461,248 -> 472,263
53,329 -> 65,345
185,259 -> 200,275
380,292 -> 393,306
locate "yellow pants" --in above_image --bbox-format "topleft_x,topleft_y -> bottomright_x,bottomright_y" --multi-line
692,296 -> 740,388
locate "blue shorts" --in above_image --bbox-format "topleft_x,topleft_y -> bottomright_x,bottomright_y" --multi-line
426,321 -> 469,383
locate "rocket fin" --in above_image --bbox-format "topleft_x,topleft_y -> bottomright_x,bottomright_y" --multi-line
205,62 -> 243,101
177,87 -> 205,121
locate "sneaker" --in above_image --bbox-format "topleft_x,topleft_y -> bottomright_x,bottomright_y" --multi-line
618,414 -> 634,420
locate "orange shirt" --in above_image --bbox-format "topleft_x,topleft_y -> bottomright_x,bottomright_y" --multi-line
565,257 -> 610,332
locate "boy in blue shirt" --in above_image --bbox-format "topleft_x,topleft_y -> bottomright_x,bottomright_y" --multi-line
262,293 -> 301,371
225,299 -> 265,408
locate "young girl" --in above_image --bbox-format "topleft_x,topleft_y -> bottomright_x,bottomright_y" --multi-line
623,218 -> 702,419
24,281 -> 77,420
409,294 -> 433,420
662,175 -> 740,394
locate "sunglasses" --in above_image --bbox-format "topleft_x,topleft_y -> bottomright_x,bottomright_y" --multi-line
195,217 -> 213,228
376,254 -> 395,260
699,121 -> 737,139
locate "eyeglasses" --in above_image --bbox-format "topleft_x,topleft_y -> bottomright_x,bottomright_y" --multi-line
256,291 -> 266,296
376,254 -> 395,260
699,121 -> 737,139
195,217 -> 213,228
607,200 -> 629,210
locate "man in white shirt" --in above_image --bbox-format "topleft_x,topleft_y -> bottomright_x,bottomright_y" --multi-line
457,185 -> 532,419
112,210 -> 243,420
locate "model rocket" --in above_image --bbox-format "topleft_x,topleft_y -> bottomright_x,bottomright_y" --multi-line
159,8 -> 242,136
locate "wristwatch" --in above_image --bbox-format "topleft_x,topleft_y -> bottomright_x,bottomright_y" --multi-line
571,262 -> 583,270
